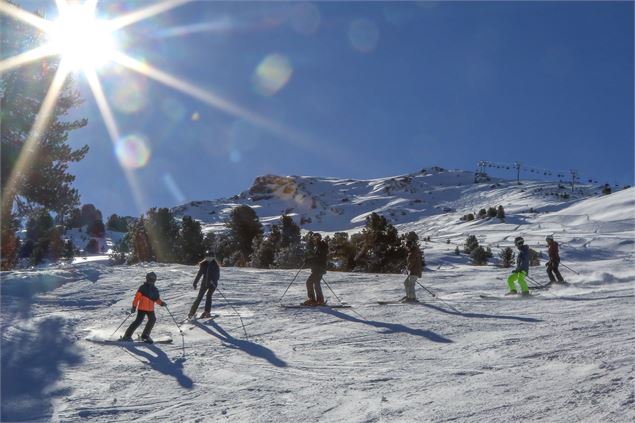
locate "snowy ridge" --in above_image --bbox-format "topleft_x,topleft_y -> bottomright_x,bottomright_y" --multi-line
2,184 -> 634,421
172,168 -> 601,236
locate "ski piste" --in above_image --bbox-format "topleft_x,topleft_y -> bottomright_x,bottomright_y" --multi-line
280,303 -> 352,309
377,300 -> 422,305
479,293 -> 540,300
178,314 -> 220,325
92,335 -> 174,344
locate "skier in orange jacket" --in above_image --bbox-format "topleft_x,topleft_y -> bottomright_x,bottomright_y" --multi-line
121,272 -> 166,343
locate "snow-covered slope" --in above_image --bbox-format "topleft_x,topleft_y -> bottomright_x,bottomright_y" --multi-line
2,185 -> 633,422
172,168 -> 601,235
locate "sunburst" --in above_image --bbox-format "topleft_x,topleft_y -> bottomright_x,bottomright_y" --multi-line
0,0 -> 308,215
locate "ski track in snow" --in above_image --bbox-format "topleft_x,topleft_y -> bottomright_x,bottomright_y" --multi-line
2,188 -> 634,422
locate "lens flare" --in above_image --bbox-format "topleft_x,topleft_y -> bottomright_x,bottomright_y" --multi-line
349,18 -> 380,53
49,4 -> 118,70
115,134 -> 151,169
290,2 -> 321,35
112,78 -> 146,114
253,54 -> 293,96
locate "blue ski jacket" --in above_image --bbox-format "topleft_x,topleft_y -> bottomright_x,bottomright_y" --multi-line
516,245 -> 530,273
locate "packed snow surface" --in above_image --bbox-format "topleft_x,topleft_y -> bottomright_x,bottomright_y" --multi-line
2,186 -> 634,422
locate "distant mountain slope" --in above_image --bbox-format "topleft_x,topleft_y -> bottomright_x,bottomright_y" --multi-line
172,167 -> 602,234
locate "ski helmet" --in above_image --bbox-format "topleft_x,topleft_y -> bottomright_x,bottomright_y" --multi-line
146,272 -> 157,284
545,235 -> 554,242
514,236 -> 524,246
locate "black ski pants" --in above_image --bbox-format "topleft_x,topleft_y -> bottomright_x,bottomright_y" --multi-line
547,261 -> 564,282
124,310 -> 156,339
305,271 -> 325,302
189,281 -> 216,316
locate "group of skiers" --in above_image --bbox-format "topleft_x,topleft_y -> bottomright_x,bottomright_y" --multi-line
121,234 -> 564,343
506,235 -> 565,295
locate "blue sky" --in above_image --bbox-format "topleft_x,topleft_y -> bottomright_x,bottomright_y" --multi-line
17,1 -> 635,218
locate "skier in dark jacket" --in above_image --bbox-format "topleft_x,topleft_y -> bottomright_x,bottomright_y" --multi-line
507,236 -> 530,295
545,235 -> 565,283
303,233 -> 328,306
122,272 -> 166,343
188,250 -> 221,319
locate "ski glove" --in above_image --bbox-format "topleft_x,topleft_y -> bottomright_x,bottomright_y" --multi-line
160,301 -> 167,307
130,306 -> 137,314
193,282 -> 197,290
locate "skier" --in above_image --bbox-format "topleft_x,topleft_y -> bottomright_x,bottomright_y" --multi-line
507,236 -> 530,295
121,272 -> 166,343
402,233 -> 422,303
303,233 -> 328,306
545,235 -> 565,283
188,250 -> 221,319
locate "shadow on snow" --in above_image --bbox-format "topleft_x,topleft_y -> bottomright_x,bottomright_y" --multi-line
192,320 -> 287,368
321,308 -> 453,344
421,302 -> 542,322
121,344 -> 193,389
1,317 -> 82,422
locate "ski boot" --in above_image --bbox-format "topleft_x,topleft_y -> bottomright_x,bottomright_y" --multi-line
314,299 -> 326,306
141,335 -> 153,344
403,297 -> 419,303
505,290 -> 518,296
200,311 -> 211,319
303,298 -> 317,306
119,336 -> 133,342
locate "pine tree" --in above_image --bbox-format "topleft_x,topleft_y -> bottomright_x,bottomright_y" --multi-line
129,216 -> 153,263
280,215 -> 301,247
470,246 -> 492,265
180,215 -> 204,264
106,214 -> 128,232
355,212 -> 405,273
329,232 -> 356,271
496,205 -> 505,220
63,239 -> 75,261
499,247 -> 515,268
0,213 -> 19,270
87,219 -> 105,237
226,205 -> 263,259
144,208 -> 181,263
464,235 -> 479,254
1,6 -> 88,258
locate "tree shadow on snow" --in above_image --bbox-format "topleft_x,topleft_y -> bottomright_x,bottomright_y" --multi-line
1,317 -> 83,422
320,309 -> 453,344
192,321 -> 287,368
122,344 -> 193,389
421,303 -> 542,323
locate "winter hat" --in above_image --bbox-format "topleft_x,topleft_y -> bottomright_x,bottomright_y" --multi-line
146,272 -> 157,284
514,236 -> 524,246
205,250 -> 215,259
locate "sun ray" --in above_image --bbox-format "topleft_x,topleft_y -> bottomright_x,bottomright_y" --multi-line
111,51 -> 314,150
0,44 -> 58,74
1,61 -> 70,213
108,0 -> 191,31
83,69 -> 150,214
0,0 -> 53,33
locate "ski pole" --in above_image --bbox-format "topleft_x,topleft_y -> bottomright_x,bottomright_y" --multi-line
163,304 -> 186,357
416,280 -> 462,313
321,276 -> 345,305
278,262 -> 305,302
215,286 -> 249,339
110,311 -> 134,338
321,276 -> 367,320
525,275 -> 547,289
561,263 -> 579,275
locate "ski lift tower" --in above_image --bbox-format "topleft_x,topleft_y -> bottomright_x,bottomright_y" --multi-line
513,162 -> 522,184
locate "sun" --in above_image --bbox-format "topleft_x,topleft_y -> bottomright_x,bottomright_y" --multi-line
48,3 -> 117,71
